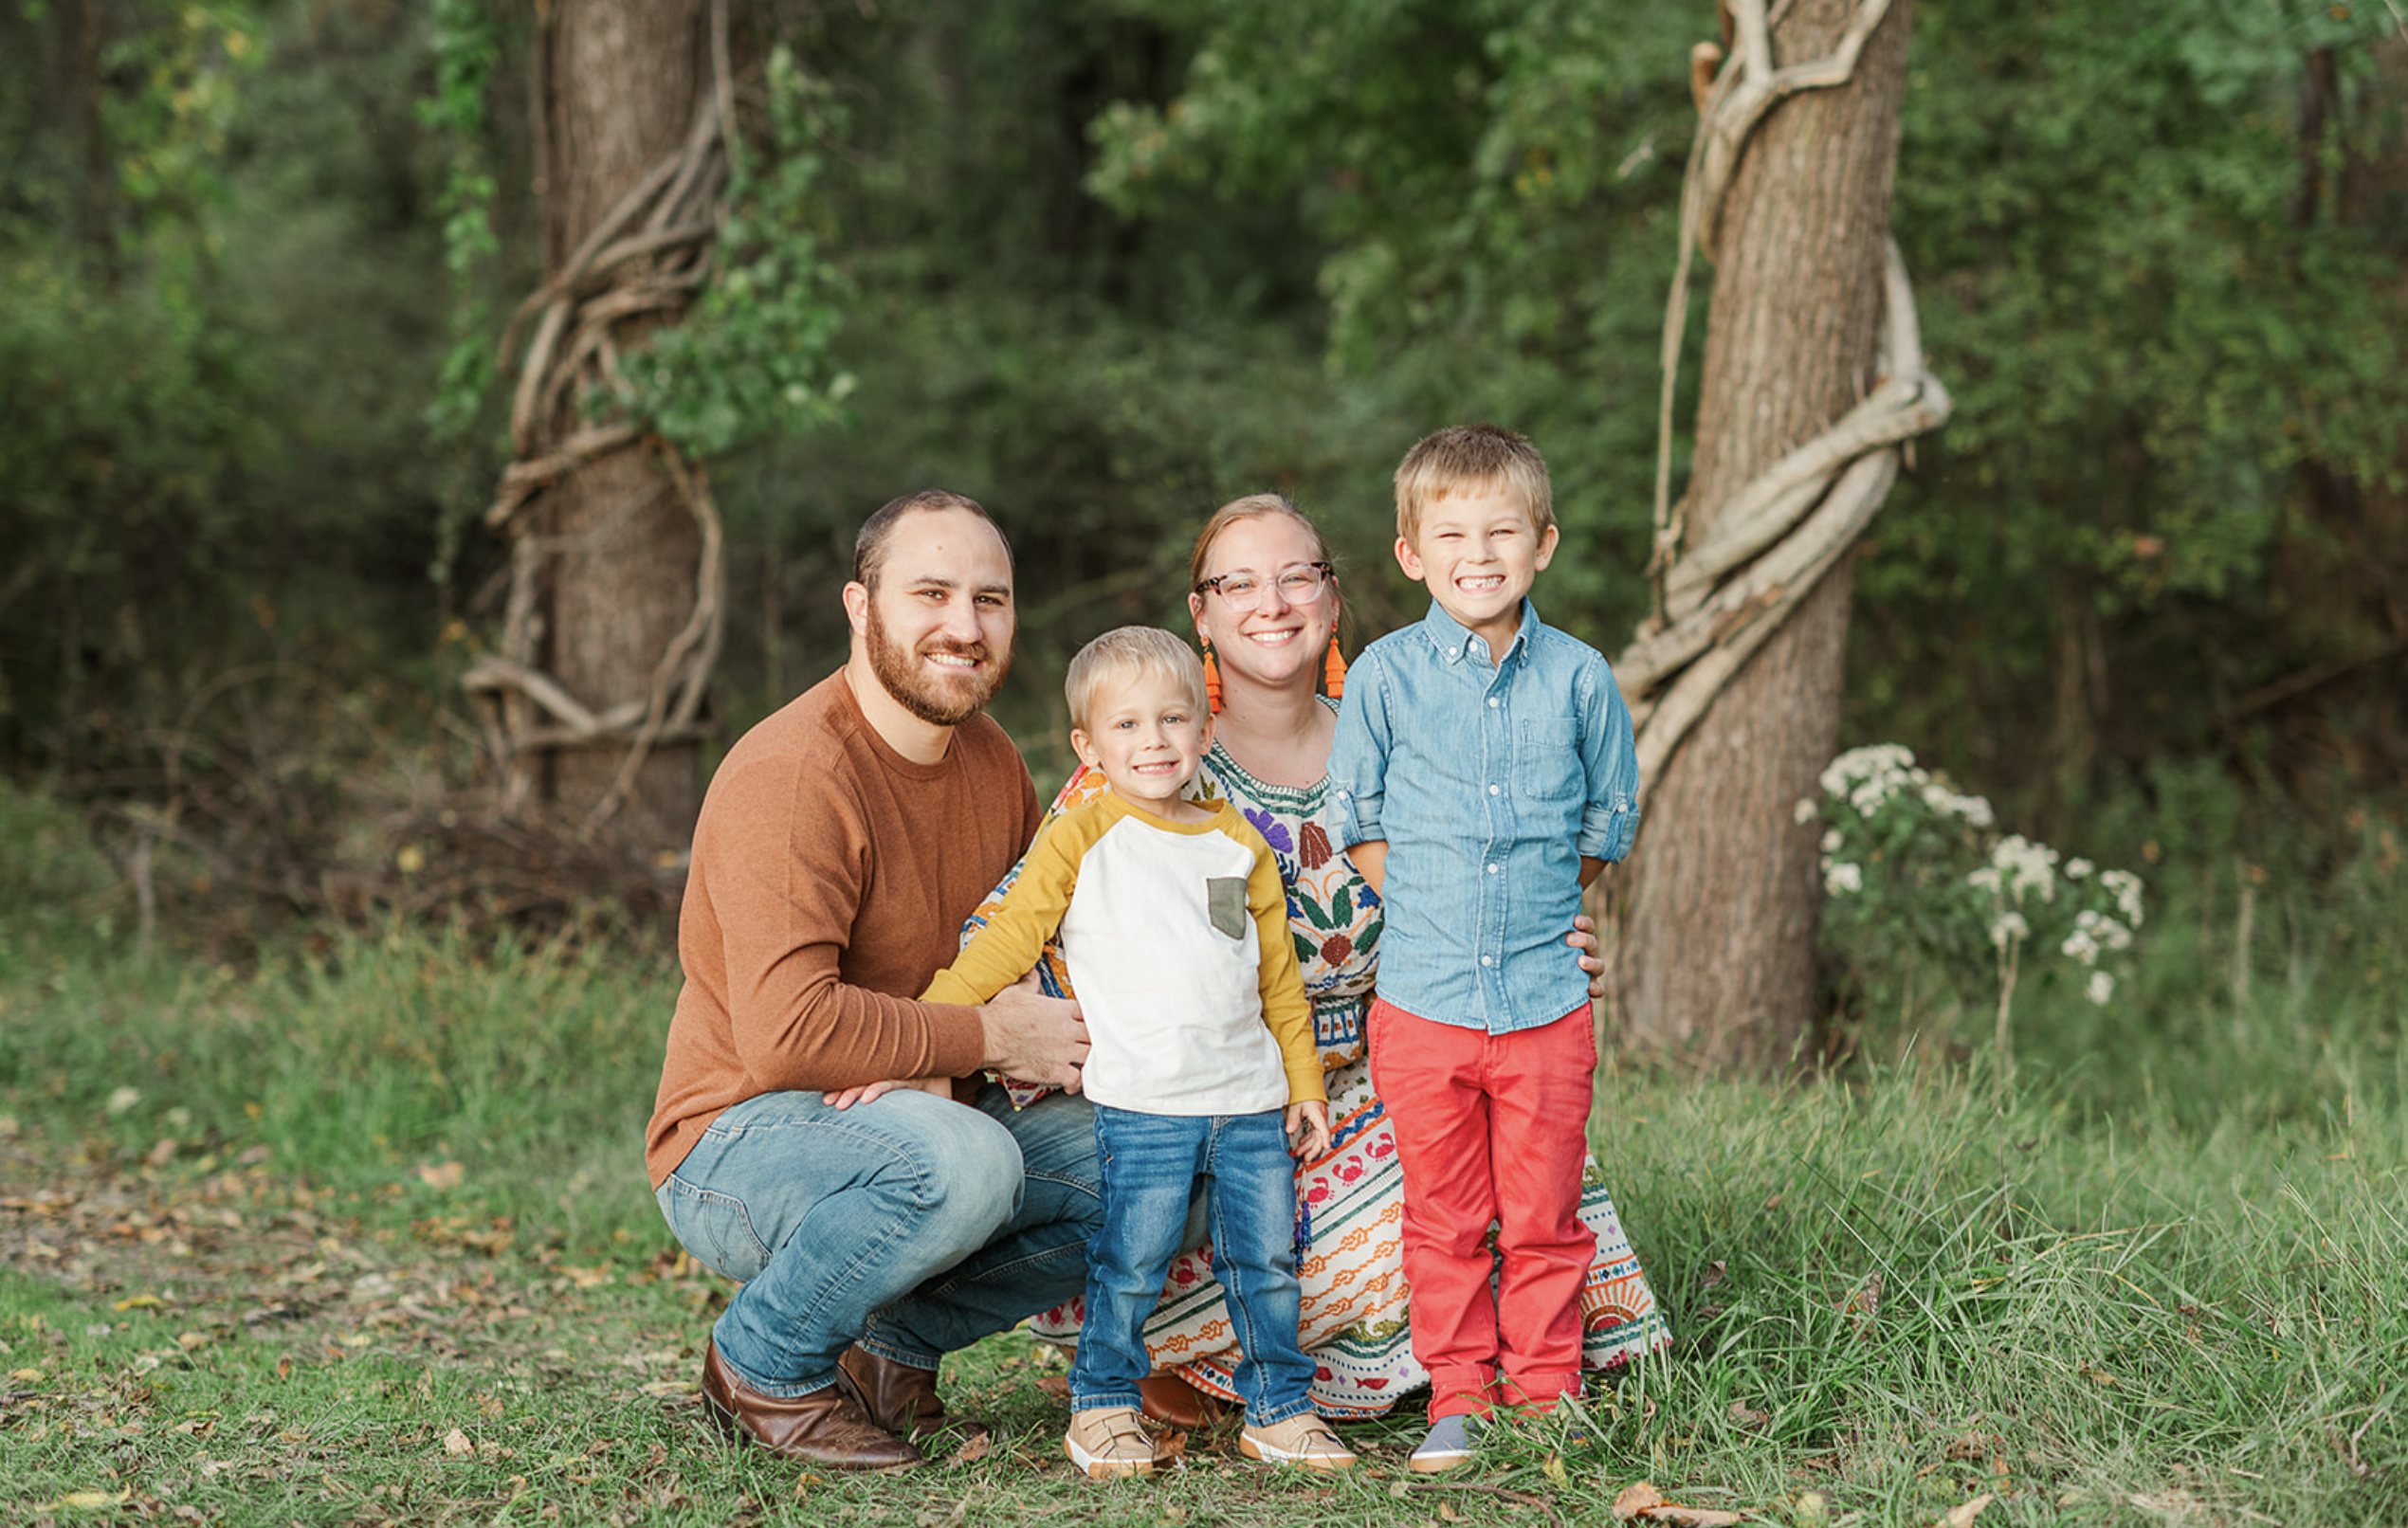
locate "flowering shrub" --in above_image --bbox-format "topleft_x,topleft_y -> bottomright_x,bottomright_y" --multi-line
1802,745 -> 2145,1052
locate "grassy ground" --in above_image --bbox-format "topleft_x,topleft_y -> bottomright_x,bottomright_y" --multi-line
5,784 -> 2406,1524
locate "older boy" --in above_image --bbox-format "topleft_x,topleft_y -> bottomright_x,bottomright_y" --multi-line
1327,425 -> 1642,1471
923,626 -> 1355,1479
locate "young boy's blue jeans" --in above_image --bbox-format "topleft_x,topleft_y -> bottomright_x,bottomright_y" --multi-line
1070,1105 -> 1316,1428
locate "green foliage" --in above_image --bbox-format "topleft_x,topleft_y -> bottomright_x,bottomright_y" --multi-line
1809,743 -> 2149,1053
1856,0 -> 2408,801
615,47 -> 855,459
0,0 -> 449,771
417,0 -> 503,451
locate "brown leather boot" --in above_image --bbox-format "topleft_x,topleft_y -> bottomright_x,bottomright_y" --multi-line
834,1345 -> 992,1447
700,1341 -> 924,1470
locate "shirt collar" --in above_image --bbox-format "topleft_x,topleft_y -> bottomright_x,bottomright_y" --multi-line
1418,597 -> 1544,666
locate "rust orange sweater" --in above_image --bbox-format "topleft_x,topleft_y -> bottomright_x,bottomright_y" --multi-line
646,670 -> 1042,1188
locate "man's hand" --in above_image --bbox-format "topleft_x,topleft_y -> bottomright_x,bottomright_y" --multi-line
979,971 -> 1088,1093
1567,912 -> 1606,999
823,1076 -> 953,1110
1286,1099 -> 1331,1159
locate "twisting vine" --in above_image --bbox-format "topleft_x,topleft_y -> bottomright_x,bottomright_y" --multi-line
1616,0 -> 1951,785
427,2 -> 850,831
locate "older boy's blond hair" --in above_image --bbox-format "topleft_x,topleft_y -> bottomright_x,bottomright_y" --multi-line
1065,626 -> 1210,734
1393,424 -> 1555,546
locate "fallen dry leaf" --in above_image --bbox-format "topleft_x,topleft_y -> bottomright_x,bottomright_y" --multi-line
416,1161 -> 465,1191
1542,1453 -> 1569,1484
1728,1399 -> 1771,1429
35,1489 -> 133,1511
1614,1482 -> 1667,1519
445,1428 -> 476,1456
1940,1493 -> 1995,1528
952,1429 -> 994,1464
1613,1480 -> 1743,1526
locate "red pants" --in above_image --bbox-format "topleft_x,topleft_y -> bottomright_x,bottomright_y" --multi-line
1369,996 -> 1598,1421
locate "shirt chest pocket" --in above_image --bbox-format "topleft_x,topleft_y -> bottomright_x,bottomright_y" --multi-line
1518,717 -> 1584,803
1206,876 -> 1250,940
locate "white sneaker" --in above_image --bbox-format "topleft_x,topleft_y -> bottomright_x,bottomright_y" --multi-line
1409,1413 -> 1481,1473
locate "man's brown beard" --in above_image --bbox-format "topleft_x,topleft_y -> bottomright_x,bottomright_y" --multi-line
865,601 -> 1009,726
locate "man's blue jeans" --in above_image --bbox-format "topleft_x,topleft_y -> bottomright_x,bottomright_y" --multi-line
656,1081 -> 1102,1398
1069,1105 -> 1315,1428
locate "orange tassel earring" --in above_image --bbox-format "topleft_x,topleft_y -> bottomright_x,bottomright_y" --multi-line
1323,634 -> 1347,700
1202,641 -> 1224,714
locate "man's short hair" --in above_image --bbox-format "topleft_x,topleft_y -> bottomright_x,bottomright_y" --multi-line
1393,424 -> 1555,546
1065,626 -> 1210,735
852,489 -> 1012,591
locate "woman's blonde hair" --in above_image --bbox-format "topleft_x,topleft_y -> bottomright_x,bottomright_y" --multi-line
1188,492 -> 1337,595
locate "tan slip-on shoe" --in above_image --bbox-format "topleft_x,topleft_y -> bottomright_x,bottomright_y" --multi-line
1237,1412 -> 1357,1471
1065,1406 -> 1159,1479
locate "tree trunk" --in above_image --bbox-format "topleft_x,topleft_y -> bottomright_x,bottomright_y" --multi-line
533,0 -> 709,855
1614,0 -> 1915,1067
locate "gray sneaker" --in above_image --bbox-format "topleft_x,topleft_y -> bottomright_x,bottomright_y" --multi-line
1409,1413 -> 1482,1473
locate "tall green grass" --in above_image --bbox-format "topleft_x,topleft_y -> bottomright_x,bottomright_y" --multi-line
7,775 -> 2408,1519
3,778 -> 675,1249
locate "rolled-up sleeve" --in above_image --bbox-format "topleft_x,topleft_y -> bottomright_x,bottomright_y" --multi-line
1325,649 -> 1390,849
1576,659 -> 1643,863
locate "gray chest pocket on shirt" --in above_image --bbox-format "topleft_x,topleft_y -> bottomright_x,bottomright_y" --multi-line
1207,877 -> 1250,940
1520,717 -> 1583,799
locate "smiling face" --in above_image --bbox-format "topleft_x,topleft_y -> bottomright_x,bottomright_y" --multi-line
845,506 -> 1015,728
1188,511 -> 1341,696
1071,665 -> 1213,815
1395,482 -> 1559,658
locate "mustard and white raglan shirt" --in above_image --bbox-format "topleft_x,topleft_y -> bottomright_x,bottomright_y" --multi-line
922,791 -> 1324,1116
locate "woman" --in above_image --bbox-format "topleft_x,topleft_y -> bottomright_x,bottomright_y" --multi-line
981,494 -> 1668,1421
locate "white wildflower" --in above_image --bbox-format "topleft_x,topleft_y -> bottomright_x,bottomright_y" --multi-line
2066,858 -> 2094,879
1990,910 -> 2029,950
1966,866 -> 2003,894
2087,971 -> 2115,1006
1955,794 -> 1995,829
1794,797 -> 1819,825
1992,835 -> 2059,902
2095,916 -> 2132,952
2100,869 -> 2144,928
1822,743 -> 1917,797
1821,829 -> 1843,854
1826,862 -> 1864,895
2060,929 -> 2100,965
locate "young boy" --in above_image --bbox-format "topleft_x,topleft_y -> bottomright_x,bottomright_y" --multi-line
1326,425 -> 1642,1471
921,626 -> 1356,1479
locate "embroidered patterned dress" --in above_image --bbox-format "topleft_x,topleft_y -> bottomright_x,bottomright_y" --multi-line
967,723 -> 1669,1418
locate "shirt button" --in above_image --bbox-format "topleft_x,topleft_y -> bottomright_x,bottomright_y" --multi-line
1448,647 -> 1459,659
1487,697 -> 1500,708
1480,955 -> 1494,968
1487,784 -> 1501,796
1487,863 -> 1500,874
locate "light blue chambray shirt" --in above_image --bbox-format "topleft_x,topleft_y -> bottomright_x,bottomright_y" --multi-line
1326,598 -> 1640,1034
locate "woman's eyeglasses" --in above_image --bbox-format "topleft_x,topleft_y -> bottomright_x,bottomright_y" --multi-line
1194,561 -> 1334,612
